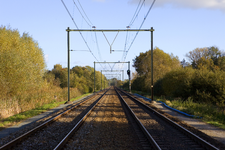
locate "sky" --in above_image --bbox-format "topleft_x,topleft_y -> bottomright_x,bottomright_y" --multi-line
1,0 -> 225,80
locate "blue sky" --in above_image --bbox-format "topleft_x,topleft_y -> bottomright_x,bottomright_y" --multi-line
1,0 -> 225,80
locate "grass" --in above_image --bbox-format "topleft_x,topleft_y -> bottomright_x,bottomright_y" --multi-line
0,93 -> 91,130
132,90 -> 225,130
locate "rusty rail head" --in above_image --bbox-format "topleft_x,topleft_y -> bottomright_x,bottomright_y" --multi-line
117,88 -> 219,150
115,87 -> 161,150
53,88 -> 109,150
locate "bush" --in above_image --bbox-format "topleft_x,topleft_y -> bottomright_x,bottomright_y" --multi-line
191,69 -> 225,108
162,67 -> 194,99
154,78 -> 165,96
131,76 -> 146,92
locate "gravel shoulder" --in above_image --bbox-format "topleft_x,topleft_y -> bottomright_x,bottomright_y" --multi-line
151,101 -> 225,145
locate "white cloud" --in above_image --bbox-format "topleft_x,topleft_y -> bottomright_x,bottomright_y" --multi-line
45,54 -> 49,63
129,0 -> 225,12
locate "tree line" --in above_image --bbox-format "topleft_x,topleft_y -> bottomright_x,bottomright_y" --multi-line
125,46 -> 225,112
44,64 -> 108,93
0,26 -> 107,98
0,26 -> 108,118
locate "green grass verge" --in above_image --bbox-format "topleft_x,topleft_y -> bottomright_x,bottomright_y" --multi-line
0,93 -> 91,130
131,90 -> 225,130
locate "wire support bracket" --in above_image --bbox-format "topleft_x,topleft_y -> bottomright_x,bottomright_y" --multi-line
66,29 -> 154,32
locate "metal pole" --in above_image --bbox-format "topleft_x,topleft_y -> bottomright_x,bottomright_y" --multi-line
122,70 -> 124,81
128,61 -> 131,92
151,27 -> 154,102
67,27 -> 70,102
94,61 -> 95,92
101,70 -> 102,90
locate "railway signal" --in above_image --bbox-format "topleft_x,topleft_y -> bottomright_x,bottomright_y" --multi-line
127,70 -> 130,79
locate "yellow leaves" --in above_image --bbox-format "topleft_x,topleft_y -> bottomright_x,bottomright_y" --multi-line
0,26 -> 45,96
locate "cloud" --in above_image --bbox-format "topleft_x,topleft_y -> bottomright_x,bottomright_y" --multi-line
129,0 -> 225,12
45,54 -> 49,63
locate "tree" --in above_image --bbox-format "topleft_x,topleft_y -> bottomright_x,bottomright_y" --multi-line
162,67 -> 194,99
133,47 -> 181,91
180,59 -> 190,68
190,69 -> 225,107
51,64 -> 68,88
0,26 -> 45,96
186,46 -> 225,71
185,47 -> 209,69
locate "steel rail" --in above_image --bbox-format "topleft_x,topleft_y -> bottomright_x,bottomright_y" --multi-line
115,88 -> 161,150
118,88 -> 219,150
53,88 -> 110,150
0,91 -> 101,150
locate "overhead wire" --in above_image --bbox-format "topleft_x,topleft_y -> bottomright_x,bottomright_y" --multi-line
129,0 -> 145,27
77,0 -> 93,26
61,0 -> 104,68
94,32 -> 103,63
121,0 -> 144,69
73,0 -> 107,70
120,30 -> 129,69
73,0 -> 92,27
123,0 -> 156,61
62,0 -> 156,72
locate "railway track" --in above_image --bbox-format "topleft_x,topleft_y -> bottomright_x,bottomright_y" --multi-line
115,87 -> 219,150
60,88 -> 141,150
0,89 -> 108,150
0,87 -> 221,149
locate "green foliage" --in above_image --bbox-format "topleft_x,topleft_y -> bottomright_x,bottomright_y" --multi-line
131,76 -> 146,92
153,78 -> 165,96
162,67 -> 194,99
122,80 -> 129,90
155,97 -> 225,129
191,69 -> 225,106
131,45 -> 225,120
185,46 -> 225,71
46,65 -> 109,93
160,67 -> 225,109
132,47 -> 181,92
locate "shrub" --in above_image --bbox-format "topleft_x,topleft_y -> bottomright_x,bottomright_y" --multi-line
162,67 -> 194,99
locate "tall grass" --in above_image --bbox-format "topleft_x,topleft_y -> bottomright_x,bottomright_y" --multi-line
155,96 -> 225,129
0,84 -> 81,119
0,92 -> 90,129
